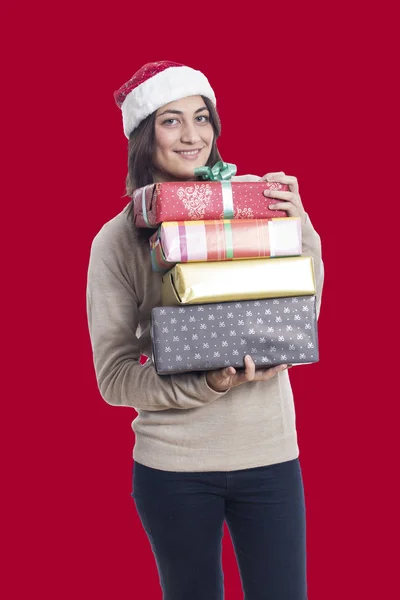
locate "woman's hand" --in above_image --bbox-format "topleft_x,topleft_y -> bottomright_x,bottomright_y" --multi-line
262,171 -> 307,227
206,355 -> 288,393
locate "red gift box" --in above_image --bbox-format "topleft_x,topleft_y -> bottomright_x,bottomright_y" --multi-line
132,180 -> 288,228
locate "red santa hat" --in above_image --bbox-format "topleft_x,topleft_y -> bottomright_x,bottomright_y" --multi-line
114,61 -> 217,138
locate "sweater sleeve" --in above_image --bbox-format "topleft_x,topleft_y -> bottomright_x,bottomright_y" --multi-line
301,213 -> 324,318
86,225 -> 228,412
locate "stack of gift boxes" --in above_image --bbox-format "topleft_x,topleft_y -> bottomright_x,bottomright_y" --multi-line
132,162 -> 319,375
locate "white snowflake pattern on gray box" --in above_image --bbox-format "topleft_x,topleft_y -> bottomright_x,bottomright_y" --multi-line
151,296 -> 318,375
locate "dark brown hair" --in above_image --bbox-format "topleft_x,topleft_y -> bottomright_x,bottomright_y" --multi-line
123,96 -> 223,227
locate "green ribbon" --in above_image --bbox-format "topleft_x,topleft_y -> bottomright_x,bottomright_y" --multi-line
194,160 -> 237,181
224,221 -> 234,258
221,181 -> 234,219
194,161 -> 237,218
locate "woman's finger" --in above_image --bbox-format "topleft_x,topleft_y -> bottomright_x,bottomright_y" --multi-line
223,366 -> 236,377
244,355 -> 256,380
268,202 -> 306,226
254,364 -> 288,380
263,190 -> 295,202
231,355 -> 255,385
265,174 -> 299,193
264,189 -> 303,209
261,171 -> 286,181
267,201 -> 297,212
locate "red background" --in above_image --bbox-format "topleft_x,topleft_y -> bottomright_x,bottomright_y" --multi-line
2,1 -> 398,598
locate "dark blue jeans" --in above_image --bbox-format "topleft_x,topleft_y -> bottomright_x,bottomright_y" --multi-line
132,458 -> 307,600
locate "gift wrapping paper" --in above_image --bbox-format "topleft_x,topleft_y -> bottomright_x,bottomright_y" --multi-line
150,217 -> 302,272
161,256 -> 316,306
151,296 -> 318,374
133,181 -> 288,228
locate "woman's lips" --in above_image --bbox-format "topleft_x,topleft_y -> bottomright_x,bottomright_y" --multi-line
175,149 -> 203,160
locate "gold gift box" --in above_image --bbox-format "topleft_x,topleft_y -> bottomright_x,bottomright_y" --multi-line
161,256 -> 316,306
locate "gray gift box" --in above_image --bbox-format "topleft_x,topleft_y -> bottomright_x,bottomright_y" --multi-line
151,296 -> 319,375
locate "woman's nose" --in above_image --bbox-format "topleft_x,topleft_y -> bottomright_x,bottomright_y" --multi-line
180,122 -> 201,143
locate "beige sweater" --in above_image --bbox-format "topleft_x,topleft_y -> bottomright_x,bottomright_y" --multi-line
86,177 -> 324,472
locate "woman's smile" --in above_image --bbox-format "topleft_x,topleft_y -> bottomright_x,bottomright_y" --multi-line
174,148 -> 204,160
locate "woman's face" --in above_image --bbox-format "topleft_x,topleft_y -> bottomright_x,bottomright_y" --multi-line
153,95 -> 214,182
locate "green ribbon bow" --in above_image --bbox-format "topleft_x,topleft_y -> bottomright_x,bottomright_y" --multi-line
194,161 -> 237,219
194,161 -> 237,181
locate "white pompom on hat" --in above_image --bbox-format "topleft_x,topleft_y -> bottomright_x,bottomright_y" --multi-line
114,61 -> 217,138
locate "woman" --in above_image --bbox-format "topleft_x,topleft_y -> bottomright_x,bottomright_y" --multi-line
87,61 -> 324,600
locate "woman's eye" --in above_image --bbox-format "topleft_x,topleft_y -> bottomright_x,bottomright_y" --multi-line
163,118 -> 179,125
196,115 -> 209,123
